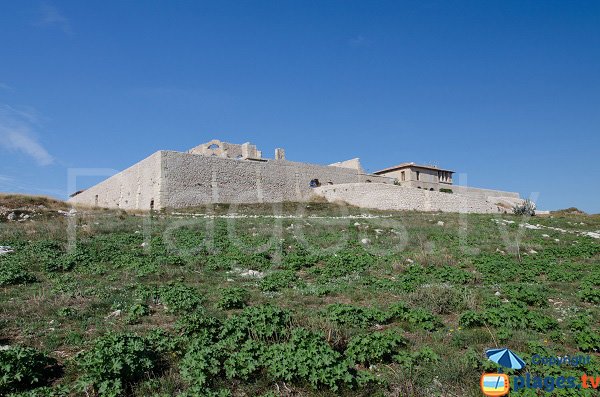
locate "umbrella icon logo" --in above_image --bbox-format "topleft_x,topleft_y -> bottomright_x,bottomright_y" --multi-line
480,348 -> 525,396
485,348 -> 526,370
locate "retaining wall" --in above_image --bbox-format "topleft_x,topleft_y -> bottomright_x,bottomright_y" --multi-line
314,183 -> 520,213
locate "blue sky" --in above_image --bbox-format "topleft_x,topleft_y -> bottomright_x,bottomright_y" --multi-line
0,1 -> 598,212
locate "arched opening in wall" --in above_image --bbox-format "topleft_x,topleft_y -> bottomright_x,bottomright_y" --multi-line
150,199 -> 155,210
208,144 -> 220,150
94,195 -> 98,206
309,179 -> 321,188
366,180 -> 372,183
429,188 -> 434,191
417,186 -> 421,189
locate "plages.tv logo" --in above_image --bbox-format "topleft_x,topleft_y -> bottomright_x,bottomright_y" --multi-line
480,348 -> 525,396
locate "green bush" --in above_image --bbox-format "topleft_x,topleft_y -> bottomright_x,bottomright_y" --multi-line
76,333 -> 159,397
0,258 -> 36,286
219,305 -> 292,346
345,330 -> 407,366
217,287 -> 249,309
0,346 -> 57,394
439,188 -> 453,194
263,328 -> 353,390
156,284 -> 204,313
179,338 -> 223,393
175,311 -> 222,339
260,270 -> 297,292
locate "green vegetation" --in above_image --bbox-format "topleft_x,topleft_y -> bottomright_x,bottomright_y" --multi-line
1,199 -> 599,396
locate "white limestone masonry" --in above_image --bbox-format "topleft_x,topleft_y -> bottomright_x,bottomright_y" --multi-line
68,139 -> 523,213
314,183 -> 522,214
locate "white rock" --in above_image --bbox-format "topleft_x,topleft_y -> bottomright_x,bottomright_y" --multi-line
141,242 -> 148,247
437,221 -> 444,226
406,258 -> 414,263
528,249 -> 538,254
542,234 -> 550,238
0,345 -> 10,351
7,212 -> 16,221
494,291 -> 501,296
240,269 -> 265,278
361,238 -> 371,245
554,239 -> 560,242
105,309 -> 122,319
354,222 -> 361,226
0,246 -> 13,255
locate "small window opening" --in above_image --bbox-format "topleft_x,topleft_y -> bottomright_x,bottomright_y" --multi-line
401,171 -> 405,181
327,181 -> 333,185
150,199 -> 155,210
94,195 -> 98,206
416,171 -> 420,181
309,179 -> 321,188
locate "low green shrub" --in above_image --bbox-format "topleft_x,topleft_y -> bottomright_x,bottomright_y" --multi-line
260,270 -> 297,292
345,329 -> 407,366
263,328 -> 353,390
217,287 -> 249,309
75,333 -> 159,397
0,260 -> 36,286
179,337 -> 223,393
157,284 -> 204,313
0,346 -> 57,395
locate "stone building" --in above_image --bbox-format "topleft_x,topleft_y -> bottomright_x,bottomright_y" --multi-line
373,162 -> 454,191
68,139 -> 523,213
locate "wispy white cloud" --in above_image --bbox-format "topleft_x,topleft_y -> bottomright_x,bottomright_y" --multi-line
36,2 -> 72,34
348,35 -> 372,47
0,105 -> 54,166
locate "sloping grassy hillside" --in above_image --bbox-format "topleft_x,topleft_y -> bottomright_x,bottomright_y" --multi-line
1,203 -> 599,396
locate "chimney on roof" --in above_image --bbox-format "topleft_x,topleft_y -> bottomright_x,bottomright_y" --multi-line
274,148 -> 285,160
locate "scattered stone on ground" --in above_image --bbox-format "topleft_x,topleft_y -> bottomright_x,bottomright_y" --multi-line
360,238 -> 371,245
240,269 -> 265,278
105,309 -> 122,319
437,221 -> 444,226
0,246 -> 13,255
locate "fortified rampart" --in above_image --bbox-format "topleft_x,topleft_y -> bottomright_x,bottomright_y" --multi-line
68,139 -> 524,213
314,183 -> 523,214
160,151 -> 391,207
69,150 -> 392,210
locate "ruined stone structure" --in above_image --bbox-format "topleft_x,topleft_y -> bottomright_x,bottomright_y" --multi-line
68,139 -> 523,213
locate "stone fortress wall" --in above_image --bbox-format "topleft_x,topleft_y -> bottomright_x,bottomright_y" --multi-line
161,151 -> 392,207
69,152 -> 163,210
314,183 -> 522,214
68,139 -> 524,213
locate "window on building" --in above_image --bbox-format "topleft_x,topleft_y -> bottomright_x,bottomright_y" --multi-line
416,171 -> 420,181
401,171 -> 405,181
